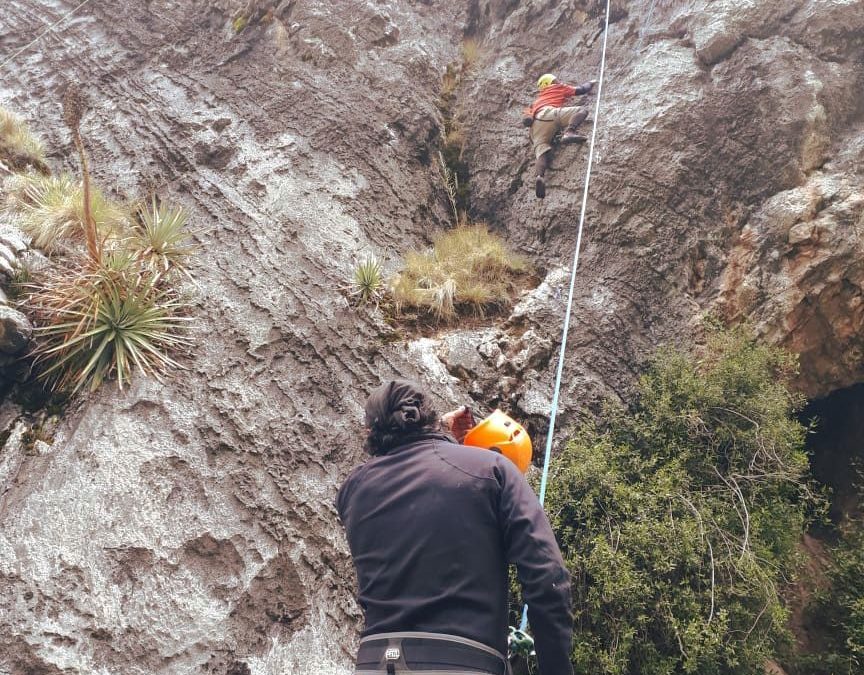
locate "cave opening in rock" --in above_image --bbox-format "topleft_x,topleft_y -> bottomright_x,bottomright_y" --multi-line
799,383 -> 864,524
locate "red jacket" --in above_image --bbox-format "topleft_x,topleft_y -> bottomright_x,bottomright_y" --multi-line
525,82 -> 590,118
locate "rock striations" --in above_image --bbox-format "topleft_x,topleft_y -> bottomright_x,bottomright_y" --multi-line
0,0 -> 861,673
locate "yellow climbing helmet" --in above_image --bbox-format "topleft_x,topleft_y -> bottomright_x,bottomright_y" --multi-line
463,409 -> 533,473
537,73 -> 557,90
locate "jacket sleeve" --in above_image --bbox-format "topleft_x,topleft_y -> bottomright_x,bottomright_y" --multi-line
497,461 -> 574,675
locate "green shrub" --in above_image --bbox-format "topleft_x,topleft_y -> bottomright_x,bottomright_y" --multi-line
390,224 -> 529,321
796,523 -> 864,674
5,173 -> 128,252
0,107 -> 47,172
4,103 -> 196,394
538,326 -> 819,674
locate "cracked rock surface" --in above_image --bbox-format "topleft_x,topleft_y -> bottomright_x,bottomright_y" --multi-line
0,0 -> 862,673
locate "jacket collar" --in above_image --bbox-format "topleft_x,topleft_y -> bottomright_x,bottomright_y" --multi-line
384,431 -> 456,455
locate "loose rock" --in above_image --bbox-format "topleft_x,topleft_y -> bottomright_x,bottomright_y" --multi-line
0,306 -> 32,355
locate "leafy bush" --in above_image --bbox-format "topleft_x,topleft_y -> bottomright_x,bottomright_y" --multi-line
0,107 -> 47,173
795,522 -> 864,674
5,173 -> 128,252
3,103 -> 195,393
540,326 -> 819,674
390,224 -> 529,321
17,193 -> 196,392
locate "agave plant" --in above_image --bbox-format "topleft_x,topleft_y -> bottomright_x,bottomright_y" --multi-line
350,256 -> 385,304
26,259 -> 192,392
130,198 -> 197,277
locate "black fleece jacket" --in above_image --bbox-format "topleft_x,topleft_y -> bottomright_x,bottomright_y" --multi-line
337,434 -> 574,675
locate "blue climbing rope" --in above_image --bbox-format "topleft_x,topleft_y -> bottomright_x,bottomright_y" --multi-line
519,0 -> 613,633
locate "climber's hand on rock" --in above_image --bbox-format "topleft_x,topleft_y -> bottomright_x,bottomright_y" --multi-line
442,405 -> 475,443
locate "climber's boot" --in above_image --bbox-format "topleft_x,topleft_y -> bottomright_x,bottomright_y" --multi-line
535,175 -> 546,199
560,130 -> 587,144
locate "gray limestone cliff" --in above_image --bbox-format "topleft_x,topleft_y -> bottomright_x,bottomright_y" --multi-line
0,1 -> 861,673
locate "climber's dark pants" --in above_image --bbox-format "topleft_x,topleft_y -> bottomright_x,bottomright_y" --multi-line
534,152 -> 550,178
355,632 -> 510,674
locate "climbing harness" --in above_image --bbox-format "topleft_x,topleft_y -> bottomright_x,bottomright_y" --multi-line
517,0 -> 614,639
357,632 -> 509,675
0,0 -> 98,72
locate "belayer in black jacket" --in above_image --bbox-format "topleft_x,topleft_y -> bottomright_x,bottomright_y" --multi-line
337,379 -> 574,675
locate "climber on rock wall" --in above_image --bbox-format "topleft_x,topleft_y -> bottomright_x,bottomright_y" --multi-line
523,73 -> 596,199
336,379 -> 574,675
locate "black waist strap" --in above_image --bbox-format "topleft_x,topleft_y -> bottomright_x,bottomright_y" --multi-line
357,632 -> 507,674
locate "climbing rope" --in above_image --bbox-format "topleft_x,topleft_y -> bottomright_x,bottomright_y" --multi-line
0,0 -> 98,72
518,0 -> 613,634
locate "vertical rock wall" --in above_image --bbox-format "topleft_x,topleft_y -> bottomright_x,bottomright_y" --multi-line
1,1 -> 465,673
0,0 -> 862,673
461,0 -> 863,406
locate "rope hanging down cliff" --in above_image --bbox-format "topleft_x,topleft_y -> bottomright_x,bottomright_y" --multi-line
519,0 -> 613,633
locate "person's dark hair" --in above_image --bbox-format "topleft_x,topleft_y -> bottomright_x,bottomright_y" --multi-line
364,379 -> 438,456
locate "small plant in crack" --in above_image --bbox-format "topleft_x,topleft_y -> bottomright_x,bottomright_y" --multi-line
130,197 -> 198,278
349,256 -> 385,305
437,151 -> 461,225
437,38 -> 482,224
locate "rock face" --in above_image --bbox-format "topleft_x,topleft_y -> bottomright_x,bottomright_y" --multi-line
0,306 -> 32,355
464,0 -> 864,403
0,0 -> 861,673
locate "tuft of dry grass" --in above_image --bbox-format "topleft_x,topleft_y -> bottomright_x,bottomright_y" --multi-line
461,38 -> 481,69
0,107 -> 47,173
390,224 -> 530,321
5,173 -> 129,252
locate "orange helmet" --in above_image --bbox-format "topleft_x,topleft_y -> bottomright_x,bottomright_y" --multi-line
463,409 -> 532,473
